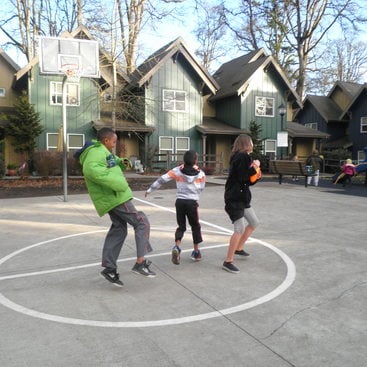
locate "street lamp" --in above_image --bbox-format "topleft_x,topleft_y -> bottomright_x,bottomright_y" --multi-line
278,104 -> 286,159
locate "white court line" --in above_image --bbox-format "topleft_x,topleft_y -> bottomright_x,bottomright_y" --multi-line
0,198 -> 296,328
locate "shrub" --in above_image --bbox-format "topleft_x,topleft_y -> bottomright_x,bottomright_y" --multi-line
32,151 -> 62,177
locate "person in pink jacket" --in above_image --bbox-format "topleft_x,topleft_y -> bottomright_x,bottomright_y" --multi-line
341,159 -> 357,187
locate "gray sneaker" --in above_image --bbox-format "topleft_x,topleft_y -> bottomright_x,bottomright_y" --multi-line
131,259 -> 156,278
222,261 -> 240,274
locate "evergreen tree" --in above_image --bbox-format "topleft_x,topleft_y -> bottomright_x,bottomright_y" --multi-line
249,120 -> 263,160
5,92 -> 43,159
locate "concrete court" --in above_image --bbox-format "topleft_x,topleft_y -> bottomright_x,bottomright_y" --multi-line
0,177 -> 366,367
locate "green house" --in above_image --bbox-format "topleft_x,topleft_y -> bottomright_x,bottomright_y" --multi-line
13,26 -> 122,158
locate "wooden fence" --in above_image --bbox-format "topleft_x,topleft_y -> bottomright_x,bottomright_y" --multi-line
150,152 -> 224,174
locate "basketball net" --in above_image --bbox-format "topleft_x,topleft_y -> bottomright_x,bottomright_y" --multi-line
61,64 -> 81,83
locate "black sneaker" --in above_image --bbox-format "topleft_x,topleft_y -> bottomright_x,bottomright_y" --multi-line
100,268 -> 124,287
131,259 -> 156,278
235,250 -> 250,257
171,245 -> 181,265
222,261 -> 240,274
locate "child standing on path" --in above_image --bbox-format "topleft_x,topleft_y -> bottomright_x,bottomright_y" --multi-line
78,127 -> 155,287
145,150 -> 206,264
306,150 -> 323,187
223,134 -> 260,274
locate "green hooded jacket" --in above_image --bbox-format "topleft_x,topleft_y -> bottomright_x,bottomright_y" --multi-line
79,140 -> 132,216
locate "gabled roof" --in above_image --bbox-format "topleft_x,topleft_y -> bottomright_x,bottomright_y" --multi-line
300,94 -> 344,122
286,122 -> 329,139
209,49 -> 301,107
327,81 -> 363,100
129,37 -> 219,94
0,48 -> 20,72
340,83 -> 367,120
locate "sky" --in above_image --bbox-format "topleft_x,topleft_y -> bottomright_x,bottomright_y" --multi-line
1,0 -> 367,75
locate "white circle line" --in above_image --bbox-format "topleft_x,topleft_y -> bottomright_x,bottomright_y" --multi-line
0,236 -> 296,328
0,198 -> 296,328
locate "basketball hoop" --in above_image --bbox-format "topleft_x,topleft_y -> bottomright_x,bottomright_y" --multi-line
61,64 -> 81,83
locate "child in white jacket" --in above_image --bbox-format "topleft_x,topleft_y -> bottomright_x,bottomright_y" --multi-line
145,150 -> 206,265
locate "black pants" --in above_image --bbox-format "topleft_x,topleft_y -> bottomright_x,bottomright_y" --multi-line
175,199 -> 202,245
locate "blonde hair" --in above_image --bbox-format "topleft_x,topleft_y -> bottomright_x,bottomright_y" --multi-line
231,134 -> 253,157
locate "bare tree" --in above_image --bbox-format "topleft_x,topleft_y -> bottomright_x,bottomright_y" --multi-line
227,0 -> 367,98
307,36 -> 367,94
193,1 -> 227,72
0,0 -> 96,62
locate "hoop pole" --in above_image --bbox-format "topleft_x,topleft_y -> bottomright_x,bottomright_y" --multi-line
62,76 -> 68,202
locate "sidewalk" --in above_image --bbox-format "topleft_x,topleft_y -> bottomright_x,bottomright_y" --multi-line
0,179 -> 366,366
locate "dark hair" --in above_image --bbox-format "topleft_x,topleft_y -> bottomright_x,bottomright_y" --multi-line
97,127 -> 116,141
183,150 -> 198,166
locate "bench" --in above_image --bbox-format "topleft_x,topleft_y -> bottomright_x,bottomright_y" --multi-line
269,160 -> 316,187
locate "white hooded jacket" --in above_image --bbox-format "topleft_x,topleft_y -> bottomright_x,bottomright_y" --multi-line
146,164 -> 206,201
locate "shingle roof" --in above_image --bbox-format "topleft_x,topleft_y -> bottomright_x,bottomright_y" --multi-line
197,117 -> 249,135
304,95 -> 343,122
209,49 -> 301,107
129,37 -> 219,93
286,122 -> 329,139
328,81 -> 363,99
209,50 -> 267,101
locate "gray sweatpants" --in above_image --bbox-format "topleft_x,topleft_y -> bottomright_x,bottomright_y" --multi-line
102,200 -> 152,270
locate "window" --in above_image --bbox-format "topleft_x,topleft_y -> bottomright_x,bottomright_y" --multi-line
0,88 -> 5,97
68,134 -> 84,156
47,133 -> 59,151
361,117 -> 367,133
305,122 -> 318,130
264,139 -> 276,159
255,96 -> 274,117
159,136 -> 190,161
159,136 -> 174,160
50,81 -> 80,106
47,132 -> 84,155
163,89 -> 187,112
357,150 -> 365,163
175,137 -> 190,161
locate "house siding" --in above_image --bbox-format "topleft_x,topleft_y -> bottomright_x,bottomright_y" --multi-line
145,56 -> 203,153
29,64 -> 99,150
347,94 -> 367,158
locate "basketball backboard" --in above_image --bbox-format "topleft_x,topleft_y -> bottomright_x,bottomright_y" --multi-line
38,36 -> 100,78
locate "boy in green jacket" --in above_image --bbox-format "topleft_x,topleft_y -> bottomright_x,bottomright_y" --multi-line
78,127 -> 155,286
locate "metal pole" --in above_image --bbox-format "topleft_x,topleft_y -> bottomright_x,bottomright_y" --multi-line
62,76 -> 68,202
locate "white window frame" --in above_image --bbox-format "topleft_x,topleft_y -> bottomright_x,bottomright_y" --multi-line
255,96 -> 274,117
47,132 -> 84,152
175,136 -> 190,161
357,150 -> 364,163
50,81 -> 80,106
264,139 -> 277,154
47,133 -> 59,151
162,89 -> 187,112
0,88 -> 5,97
305,122 -> 318,130
361,117 -> 367,133
159,136 -> 174,160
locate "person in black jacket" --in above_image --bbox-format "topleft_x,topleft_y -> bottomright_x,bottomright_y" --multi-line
223,134 -> 261,274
